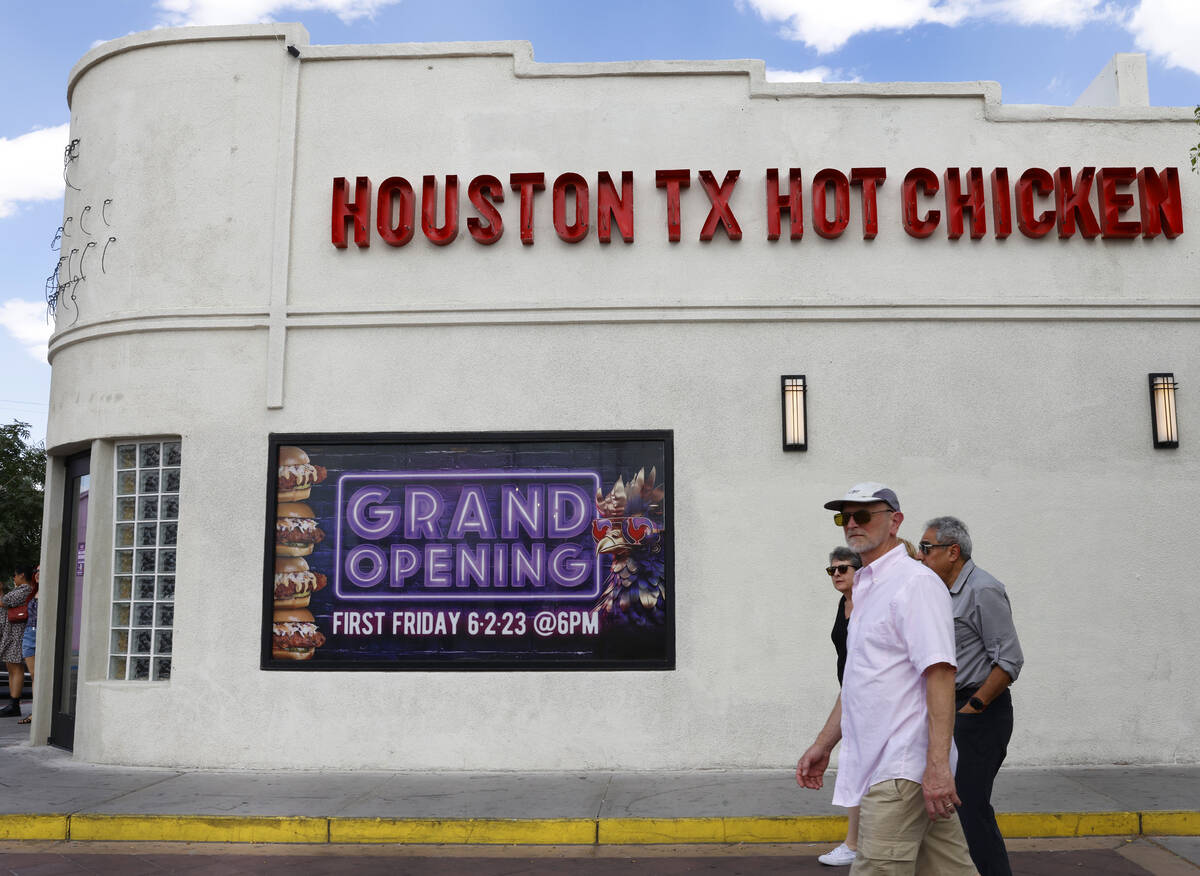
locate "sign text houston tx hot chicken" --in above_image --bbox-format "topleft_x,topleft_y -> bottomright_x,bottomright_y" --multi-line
331,166 -> 1183,247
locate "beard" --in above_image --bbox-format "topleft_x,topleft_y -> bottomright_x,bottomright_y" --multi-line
846,529 -> 887,556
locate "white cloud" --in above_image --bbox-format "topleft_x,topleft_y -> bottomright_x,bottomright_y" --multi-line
742,0 -> 1116,53
155,0 -> 401,26
0,124 -> 70,219
1000,0 -> 1118,28
1128,0 -> 1200,75
0,300 -> 52,363
766,65 -> 862,82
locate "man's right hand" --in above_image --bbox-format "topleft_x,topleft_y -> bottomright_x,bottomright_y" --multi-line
796,743 -> 831,789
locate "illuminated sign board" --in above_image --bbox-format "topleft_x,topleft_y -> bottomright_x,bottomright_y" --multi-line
262,432 -> 673,670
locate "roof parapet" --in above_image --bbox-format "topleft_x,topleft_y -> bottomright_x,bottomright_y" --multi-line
1074,53 -> 1150,107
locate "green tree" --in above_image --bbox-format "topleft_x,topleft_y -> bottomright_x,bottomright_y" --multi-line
0,421 -> 46,576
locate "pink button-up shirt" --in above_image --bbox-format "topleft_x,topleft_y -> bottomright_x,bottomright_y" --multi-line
832,543 -> 958,807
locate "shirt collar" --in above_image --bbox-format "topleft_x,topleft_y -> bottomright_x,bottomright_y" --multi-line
854,541 -> 910,589
948,558 -> 977,595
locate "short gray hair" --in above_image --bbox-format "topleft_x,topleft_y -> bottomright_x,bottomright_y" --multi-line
828,546 -> 861,568
924,516 -> 972,559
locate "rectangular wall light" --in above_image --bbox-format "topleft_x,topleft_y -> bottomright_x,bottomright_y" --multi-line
781,375 -> 807,451
1149,373 -> 1179,448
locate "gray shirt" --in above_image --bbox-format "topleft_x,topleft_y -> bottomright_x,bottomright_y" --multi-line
949,559 -> 1024,690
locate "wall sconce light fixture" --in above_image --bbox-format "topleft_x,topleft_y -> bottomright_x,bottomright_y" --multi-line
1149,373 -> 1179,448
781,375 -> 807,451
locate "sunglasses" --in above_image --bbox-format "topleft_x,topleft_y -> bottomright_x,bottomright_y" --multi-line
833,508 -> 892,527
917,541 -> 954,555
825,564 -> 856,576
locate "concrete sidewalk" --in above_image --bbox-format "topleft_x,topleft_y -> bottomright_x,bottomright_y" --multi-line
1,719 -> 1197,862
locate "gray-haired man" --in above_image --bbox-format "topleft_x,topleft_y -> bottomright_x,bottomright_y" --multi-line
798,483 -> 977,875
917,516 -> 1024,876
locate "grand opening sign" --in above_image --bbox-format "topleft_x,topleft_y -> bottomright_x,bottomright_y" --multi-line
262,433 -> 673,670
335,471 -> 601,599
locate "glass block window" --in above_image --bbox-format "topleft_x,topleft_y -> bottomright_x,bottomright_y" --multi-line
111,440 -> 180,681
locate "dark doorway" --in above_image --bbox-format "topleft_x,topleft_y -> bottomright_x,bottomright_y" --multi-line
49,451 -> 89,750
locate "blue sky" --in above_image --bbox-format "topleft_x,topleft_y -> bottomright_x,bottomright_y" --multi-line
3,0 -> 1199,445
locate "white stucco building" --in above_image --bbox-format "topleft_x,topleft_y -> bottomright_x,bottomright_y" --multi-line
34,23 -> 1197,770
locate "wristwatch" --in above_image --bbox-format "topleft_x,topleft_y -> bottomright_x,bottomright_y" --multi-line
968,696 -> 986,711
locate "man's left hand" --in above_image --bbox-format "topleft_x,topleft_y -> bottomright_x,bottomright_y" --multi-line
922,760 -> 962,820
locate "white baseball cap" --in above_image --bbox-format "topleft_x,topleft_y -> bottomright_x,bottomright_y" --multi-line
823,482 -> 900,512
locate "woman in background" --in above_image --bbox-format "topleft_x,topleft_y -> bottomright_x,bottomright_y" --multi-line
818,546 -> 861,867
18,566 -> 38,725
0,564 -> 35,719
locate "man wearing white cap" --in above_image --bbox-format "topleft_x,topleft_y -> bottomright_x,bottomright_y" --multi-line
797,483 -> 976,874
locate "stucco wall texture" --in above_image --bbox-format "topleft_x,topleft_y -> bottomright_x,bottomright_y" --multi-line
41,23 -> 1198,770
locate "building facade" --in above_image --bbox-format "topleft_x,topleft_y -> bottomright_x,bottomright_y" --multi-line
35,23 -> 1197,770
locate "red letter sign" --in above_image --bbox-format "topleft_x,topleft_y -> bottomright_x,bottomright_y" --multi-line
1055,167 -> 1101,239
422,175 -> 459,246
990,169 -> 1012,239
944,167 -> 986,239
1096,167 -> 1139,239
467,175 -> 505,245
850,167 -> 886,239
597,171 -> 634,243
902,168 -> 940,238
1016,168 -> 1055,238
812,169 -> 849,239
553,173 -> 590,243
376,177 -> 415,247
1137,167 -> 1184,239
332,176 -> 371,248
509,172 -> 546,245
766,168 -> 803,241
698,170 -> 742,241
656,169 -> 691,243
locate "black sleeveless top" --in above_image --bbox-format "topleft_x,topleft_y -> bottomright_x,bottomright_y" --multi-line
832,594 -> 849,685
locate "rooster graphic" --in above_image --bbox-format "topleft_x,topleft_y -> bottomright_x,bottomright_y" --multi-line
592,467 -> 667,628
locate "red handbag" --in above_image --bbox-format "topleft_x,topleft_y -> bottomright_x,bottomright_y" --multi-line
6,603 -> 27,623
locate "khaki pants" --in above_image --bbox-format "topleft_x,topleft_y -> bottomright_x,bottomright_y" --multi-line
852,779 -> 978,875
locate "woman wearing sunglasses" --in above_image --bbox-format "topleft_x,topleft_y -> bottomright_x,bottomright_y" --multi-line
818,547 -> 862,867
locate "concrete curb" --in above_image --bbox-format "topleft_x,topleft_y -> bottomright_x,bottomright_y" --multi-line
1,811 -> 1198,844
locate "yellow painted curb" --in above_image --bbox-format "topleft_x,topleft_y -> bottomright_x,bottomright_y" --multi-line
0,814 -> 68,841
0,809 -> 1186,846
598,815 -> 847,844
68,814 -> 328,843
329,817 -> 596,845
1142,811 -> 1200,836
997,811 -> 1139,838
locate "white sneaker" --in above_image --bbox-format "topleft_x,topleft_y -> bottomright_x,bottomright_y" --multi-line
818,843 -> 857,866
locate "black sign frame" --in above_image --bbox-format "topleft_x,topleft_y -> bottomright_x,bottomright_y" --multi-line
261,431 -> 674,671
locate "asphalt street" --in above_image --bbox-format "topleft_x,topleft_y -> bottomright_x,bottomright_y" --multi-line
1,837 -> 1198,875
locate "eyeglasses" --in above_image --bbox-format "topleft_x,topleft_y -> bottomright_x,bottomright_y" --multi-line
917,541 -> 954,555
833,508 -> 892,527
825,564 -> 856,576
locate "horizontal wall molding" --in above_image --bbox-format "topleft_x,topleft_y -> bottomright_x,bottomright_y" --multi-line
48,312 -> 270,361
284,302 -> 1200,326
48,300 -> 1200,362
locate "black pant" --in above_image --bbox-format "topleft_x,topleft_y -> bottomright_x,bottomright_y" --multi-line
954,688 -> 1013,876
